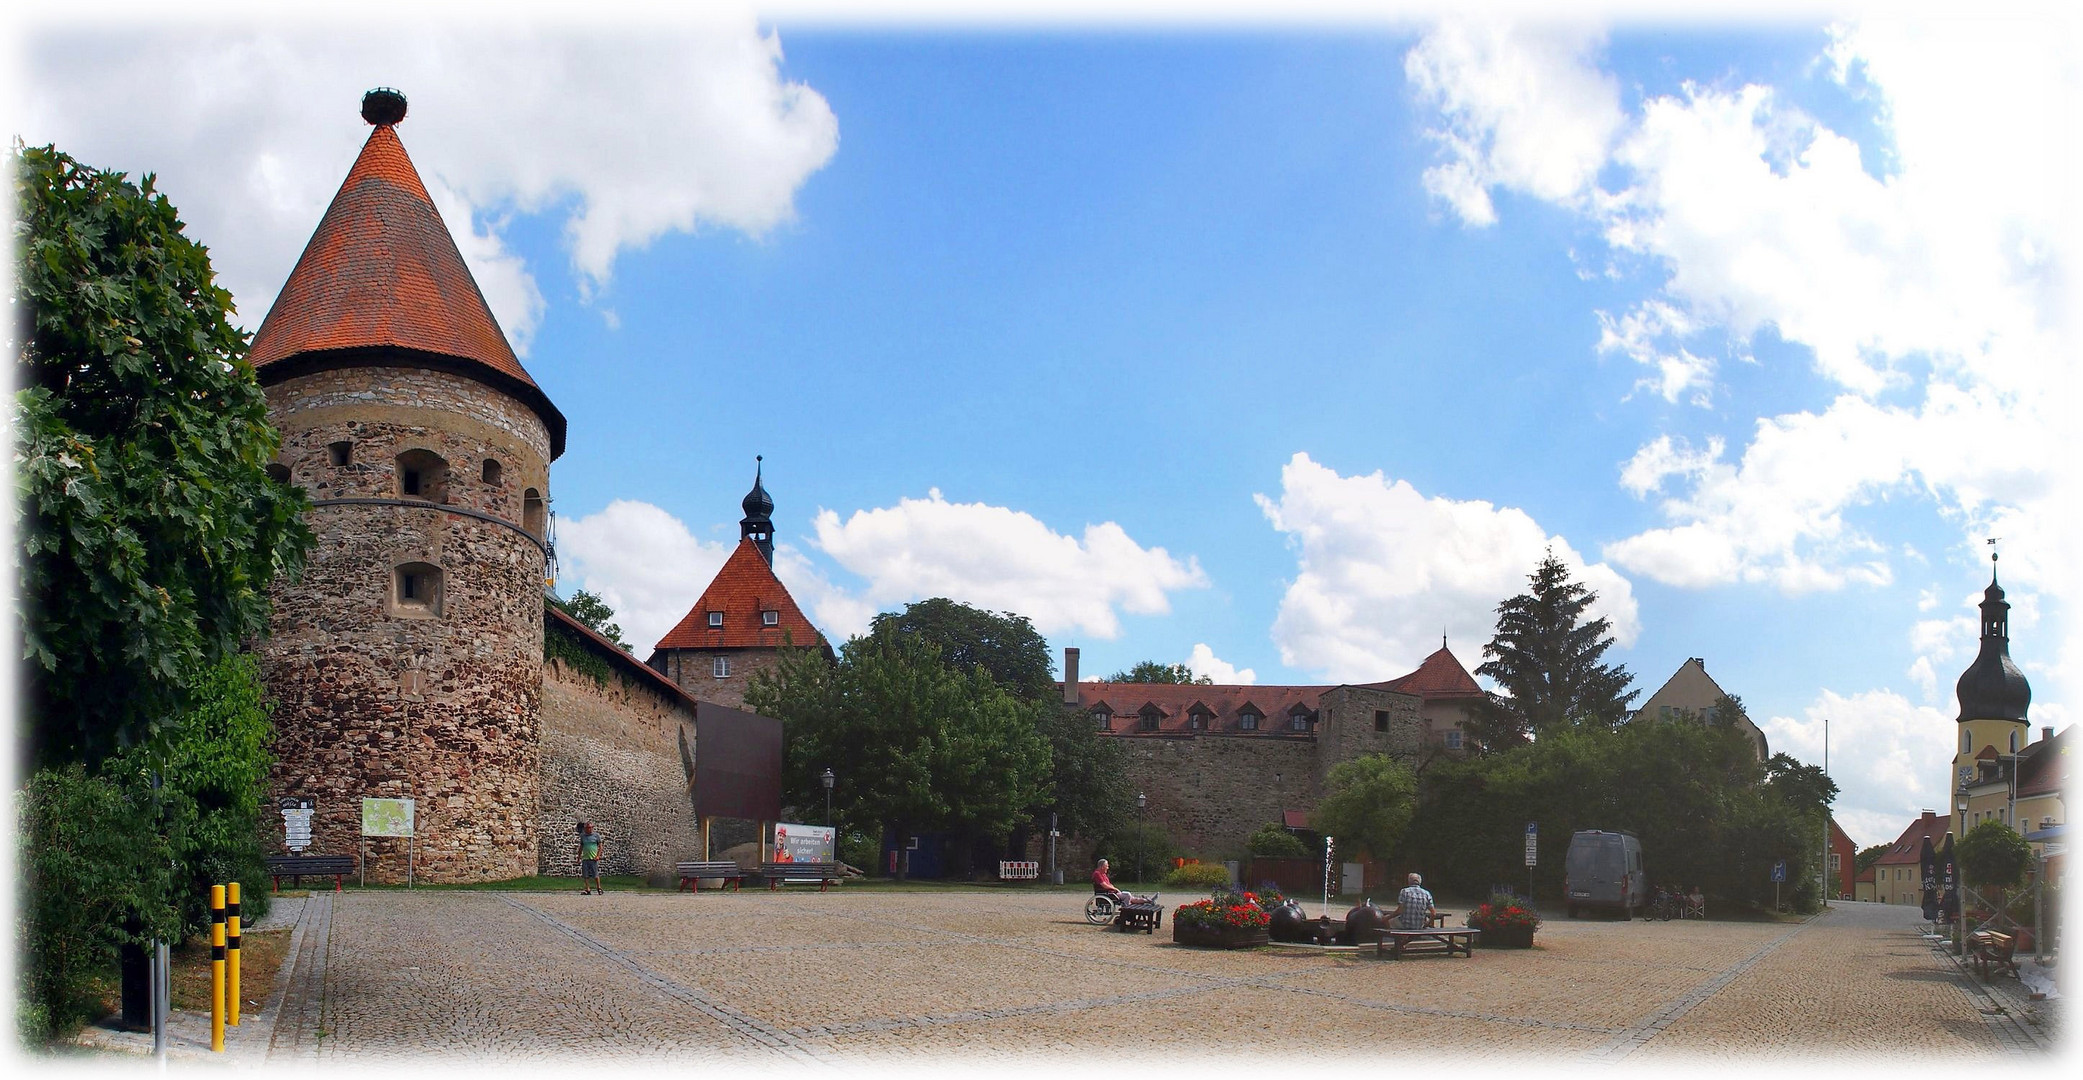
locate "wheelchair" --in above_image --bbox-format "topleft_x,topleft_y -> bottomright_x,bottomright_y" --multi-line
1084,891 -> 1120,925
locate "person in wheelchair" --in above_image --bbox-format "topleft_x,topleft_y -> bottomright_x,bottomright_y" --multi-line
1092,858 -> 1151,906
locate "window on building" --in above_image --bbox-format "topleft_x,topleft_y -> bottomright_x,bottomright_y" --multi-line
1660,705 -> 1677,720
1238,710 -> 1260,732
1829,853 -> 1841,873
1093,709 -> 1111,732
1962,730 -> 1972,753
2010,731 -> 2019,752
482,459 -> 503,485
762,610 -> 779,626
523,488 -> 546,537
391,562 -> 443,618
1374,710 -> 1389,732
712,657 -> 731,678
1138,708 -> 1161,733
1444,730 -> 1463,751
328,440 -> 352,466
395,449 -> 448,502
1289,710 -> 1311,732
266,463 -> 291,484
708,611 -> 724,628
1188,710 -> 1210,731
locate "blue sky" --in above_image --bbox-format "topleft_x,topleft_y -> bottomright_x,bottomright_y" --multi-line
19,6 -> 2077,848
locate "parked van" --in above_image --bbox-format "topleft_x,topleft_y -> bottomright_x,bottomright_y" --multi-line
1565,830 -> 1644,918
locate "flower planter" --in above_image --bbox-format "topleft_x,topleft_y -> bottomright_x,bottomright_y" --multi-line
1173,923 -> 1271,949
1476,925 -> 1535,949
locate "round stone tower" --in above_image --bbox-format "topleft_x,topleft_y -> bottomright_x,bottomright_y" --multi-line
250,89 -> 566,882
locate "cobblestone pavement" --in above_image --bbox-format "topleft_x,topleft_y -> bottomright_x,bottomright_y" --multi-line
247,889 -> 2050,1066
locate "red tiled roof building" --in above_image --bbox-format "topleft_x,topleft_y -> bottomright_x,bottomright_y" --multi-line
650,461 -> 829,709
1870,811 -> 1949,906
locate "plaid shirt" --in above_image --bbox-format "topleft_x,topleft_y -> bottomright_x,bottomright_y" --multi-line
1393,884 -> 1434,929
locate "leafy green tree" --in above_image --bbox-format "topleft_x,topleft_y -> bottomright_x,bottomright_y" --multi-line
1958,820 -> 2031,904
747,627 -> 1050,878
1099,820 -> 1181,883
1107,660 -> 1211,684
1309,754 -> 1418,863
870,597 -> 1055,700
15,144 -> 311,767
1032,702 -> 1134,841
1855,843 -> 1891,874
1472,551 -> 1637,748
1246,822 -> 1309,858
553,589 -> 629,650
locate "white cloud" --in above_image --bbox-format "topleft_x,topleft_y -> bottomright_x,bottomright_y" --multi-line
1255,452 -> 1639,684
19,17 -> 838,351
1763,688 -> 1953,851
1596,302 -> 1718,407
556,500 -> 731,653
1185,644 -> 1256,685
809,489 -> 1208,640
771,544 -> 877,643
1404,20 -> 1624,227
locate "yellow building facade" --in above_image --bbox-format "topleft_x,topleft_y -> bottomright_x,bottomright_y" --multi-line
1948,565 -> 2032,841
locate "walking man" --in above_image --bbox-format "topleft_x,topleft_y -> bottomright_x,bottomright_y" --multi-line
578,822 -> 604,895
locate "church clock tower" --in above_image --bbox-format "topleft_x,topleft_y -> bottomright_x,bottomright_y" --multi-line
1949,557 -> 2032,839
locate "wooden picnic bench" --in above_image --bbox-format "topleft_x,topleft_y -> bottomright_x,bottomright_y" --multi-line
761,862 -> 843,891
1375,927 -> 1480,960
1967,930 -> 2019,981
264,854 -> 357,893
1113,899 -> 1163,933
675,861 -> 746,892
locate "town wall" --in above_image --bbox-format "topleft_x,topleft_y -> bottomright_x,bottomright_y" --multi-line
658,648 -> 790,712
538,656 -> 701,880
1118,735 -> 1320,859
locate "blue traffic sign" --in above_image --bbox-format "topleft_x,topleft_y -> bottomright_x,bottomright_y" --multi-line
1771,859 -> 1786,882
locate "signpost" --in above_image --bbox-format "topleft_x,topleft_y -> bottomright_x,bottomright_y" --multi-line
280,797 -> 314,853
1771,858 -> 1786,911
360,798 -> 416,887
1524,822 -> 1538,901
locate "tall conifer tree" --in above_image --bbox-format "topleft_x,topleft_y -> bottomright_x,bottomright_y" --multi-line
1472,551 -> 1637,747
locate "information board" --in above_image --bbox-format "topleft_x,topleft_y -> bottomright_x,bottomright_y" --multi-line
281,796 -> 315,852
1524,822 -> 1538,867
361,798 -> 415,838
772,823 -> 834,863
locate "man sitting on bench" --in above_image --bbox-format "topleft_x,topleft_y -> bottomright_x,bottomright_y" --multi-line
1388,872 -> 1437,930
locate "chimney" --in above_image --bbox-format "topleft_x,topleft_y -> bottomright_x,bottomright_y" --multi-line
1062,647 -> 1080,704
2044,727 -> 2053,742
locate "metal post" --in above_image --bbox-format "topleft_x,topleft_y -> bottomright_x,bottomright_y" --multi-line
1821,715 -> 1831,906
1046,812 -> 1058,884
1135,792 -> 1146,885
209,885 -> 226,1052
822,767 -> 835,828
150,939 -> 166,1060
227,881 -> 241,1026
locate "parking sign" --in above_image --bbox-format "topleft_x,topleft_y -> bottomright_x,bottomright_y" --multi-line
1771,859 -> 1786,883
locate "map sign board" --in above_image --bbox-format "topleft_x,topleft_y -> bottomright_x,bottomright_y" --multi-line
280,796 -> 315,852
772,823 -> 834,864
361,798 -> 415,838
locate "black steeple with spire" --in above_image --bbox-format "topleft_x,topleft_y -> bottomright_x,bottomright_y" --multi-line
740,456 -> 774,564
1954,554 -> 2031,723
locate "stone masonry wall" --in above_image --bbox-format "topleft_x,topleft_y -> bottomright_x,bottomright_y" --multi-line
260,366 -> 550,884
1117,735 -> 1320,859
538,657 -> 702,881
658,648 -> 789,712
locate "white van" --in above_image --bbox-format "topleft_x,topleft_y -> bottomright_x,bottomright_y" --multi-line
1565,830 -> 1644,919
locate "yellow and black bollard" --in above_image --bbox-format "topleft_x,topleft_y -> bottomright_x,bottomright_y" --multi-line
227,881 -> 242,1026
210,884 -> 226,1052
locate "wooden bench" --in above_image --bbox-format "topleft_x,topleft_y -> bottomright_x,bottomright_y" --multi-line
1113,900 -> 1163,933
264,854 -> 357,893
1375,927 -> 1480,960
675,861 -> 746,892
1968,930 -> 2019,981
761,862 -> 843,891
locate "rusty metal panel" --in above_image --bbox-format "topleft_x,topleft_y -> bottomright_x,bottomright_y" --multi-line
694,702 -> 782,822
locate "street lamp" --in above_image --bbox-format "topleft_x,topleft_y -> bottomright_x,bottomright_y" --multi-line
1820,715 -> 1831,906
821,768 -> 835,828
1135,792 -> 1147,884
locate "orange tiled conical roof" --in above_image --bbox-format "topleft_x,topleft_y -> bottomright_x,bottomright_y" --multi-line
249,95 -> 564,455
1376,645 -> 1486,700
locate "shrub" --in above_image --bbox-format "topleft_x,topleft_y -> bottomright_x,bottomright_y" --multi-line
1959,820 -> 2031,894
1467,892 -> 1542,932
18,764 -> 159,1042
1246,823 -> 1308,858
1163,862 -> 1233,889
1174,892 -> 1273,931
1100,821 -> 1180,881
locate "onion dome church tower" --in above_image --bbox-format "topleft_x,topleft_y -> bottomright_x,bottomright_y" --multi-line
1949,556 -> 2032,839
649,460 -> 827,710
250,89 -> 565,882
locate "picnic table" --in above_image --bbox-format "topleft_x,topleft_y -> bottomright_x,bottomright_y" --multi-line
1375,927 -> 1480,960
1113,899 -> 1163,933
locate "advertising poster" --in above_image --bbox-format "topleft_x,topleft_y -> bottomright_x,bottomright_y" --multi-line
773,823 -> 834,864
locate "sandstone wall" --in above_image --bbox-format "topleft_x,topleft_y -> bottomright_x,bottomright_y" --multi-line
538,656 -> 701,880
260,366 -> 550,884
657,648 -> 789,712
1117,735 -> 1320,859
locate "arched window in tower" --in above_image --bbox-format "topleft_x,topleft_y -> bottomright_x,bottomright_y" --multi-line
524,488 -> 546,537
328,440 -> 353,466
2010,731 -> 2019,753
391,562 -> 444,618
396,449 -> 448,502
1961,729 -> 1972,754
266,463 -> 291,484
482,458 -> 503,486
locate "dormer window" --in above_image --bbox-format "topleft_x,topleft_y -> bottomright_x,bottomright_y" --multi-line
1187,708 -> 1212,731
1137,706 -> 1162,733
1092,708 -> 1112,732
708,611 -> 725,628
762,610 -> 779,627
1237,708 -> 1261,732
1288,707 -> 1313,732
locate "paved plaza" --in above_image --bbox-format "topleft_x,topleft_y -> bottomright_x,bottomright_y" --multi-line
113,888 -> 2054,1067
